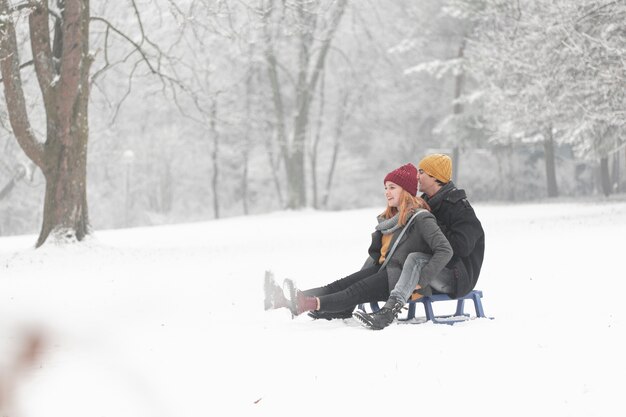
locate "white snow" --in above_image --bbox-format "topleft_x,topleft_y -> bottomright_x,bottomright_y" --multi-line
1,200 -> 624,417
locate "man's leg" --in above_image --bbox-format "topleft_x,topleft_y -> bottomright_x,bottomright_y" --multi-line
388,252 -> 432,303
429,266 -> 455,294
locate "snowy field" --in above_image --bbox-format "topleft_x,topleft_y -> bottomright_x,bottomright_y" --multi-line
1,199 -> 624,417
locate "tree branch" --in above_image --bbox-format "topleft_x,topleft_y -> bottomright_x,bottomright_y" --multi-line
576,1 -> 620,26
130,0 -> 161,54
0,0 -> 45,167
90,16 -> 161,76
261,0 -> 289,162
90,15 -> 189,95
28,0 -> 57,113
306,0 -> 347,94
0,163 -> 26,201
0,59 -> 33,83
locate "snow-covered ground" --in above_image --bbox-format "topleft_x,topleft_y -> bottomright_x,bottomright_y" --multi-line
1,199 -> 624,417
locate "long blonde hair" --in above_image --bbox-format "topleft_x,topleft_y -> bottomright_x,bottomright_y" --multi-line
380,190 -> 430,226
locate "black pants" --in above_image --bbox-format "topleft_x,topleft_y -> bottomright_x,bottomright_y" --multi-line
302,265 -> 389,313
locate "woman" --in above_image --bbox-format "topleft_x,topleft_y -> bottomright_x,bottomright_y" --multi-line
264,163 -> 452,327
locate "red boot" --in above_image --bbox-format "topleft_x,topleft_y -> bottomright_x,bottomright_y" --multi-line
283,278 -> 318,316
295,290 -> 319,315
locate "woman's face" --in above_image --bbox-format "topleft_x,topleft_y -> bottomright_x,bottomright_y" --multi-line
384,181 -> 403,208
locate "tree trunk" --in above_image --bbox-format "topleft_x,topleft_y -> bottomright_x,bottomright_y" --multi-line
322,132 -> 341,209
286,153 -> 306,209
599,156 -> 611,197
265,131 -> 285,207
241,149 -> 250,215
261,1 -> 289,208
451,39 -> 465,184
286,0 -> 316,210
160,160 -> 172,213
38,131 -> 90,246
494,145 -> 515,201
322,89 -> 349,208
622,148 -> 626,193
310,71 -> 325,209
241,50 -> 254,216
543,126 -> 559,198
1,0 -> 92,247
209,99 -> 220,219
505,144 -> 516,201
262,0 -> 347,210
611,151 -> 619,193
452,146 -> 460,183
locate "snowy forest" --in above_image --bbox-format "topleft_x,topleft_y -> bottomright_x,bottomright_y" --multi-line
1,0 -> 625,244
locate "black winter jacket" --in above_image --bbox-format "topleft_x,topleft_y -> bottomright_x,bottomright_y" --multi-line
422,182 -> 485,298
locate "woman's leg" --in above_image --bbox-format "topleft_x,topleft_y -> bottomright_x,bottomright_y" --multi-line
316,269 -> 390,313
301,265 -> 381,297
306,268 -> 384,319
283,265 -> 382,316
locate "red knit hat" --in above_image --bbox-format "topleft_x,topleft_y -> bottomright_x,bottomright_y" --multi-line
384,163 -> 418,196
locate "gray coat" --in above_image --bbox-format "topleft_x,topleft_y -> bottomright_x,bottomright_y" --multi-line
364,209 -> 453,291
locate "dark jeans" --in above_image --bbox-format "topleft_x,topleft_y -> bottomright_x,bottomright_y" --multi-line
302,265 -> 390,313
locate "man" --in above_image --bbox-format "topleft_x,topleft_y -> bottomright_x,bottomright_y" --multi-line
353,153 -> 485,330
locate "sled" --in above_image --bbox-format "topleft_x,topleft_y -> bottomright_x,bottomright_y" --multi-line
358,290 -> 492,325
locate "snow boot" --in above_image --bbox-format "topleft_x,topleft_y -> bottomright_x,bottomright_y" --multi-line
264,271 -> 290,310
353,299 -> 405,330
307,309 -> 354,320
283,278 -> 318,316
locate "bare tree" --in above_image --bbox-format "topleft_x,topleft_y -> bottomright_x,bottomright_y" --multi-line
1,0 -> 182,245
260,0 -> 347,209
1,0 -> 92,246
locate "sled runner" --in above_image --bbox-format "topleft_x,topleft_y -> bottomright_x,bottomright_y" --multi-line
358,290 -> 492,325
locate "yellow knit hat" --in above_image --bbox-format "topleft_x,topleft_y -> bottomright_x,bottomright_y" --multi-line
418,154 -> 452,183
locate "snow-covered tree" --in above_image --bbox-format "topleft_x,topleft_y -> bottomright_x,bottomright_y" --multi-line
459,0 -> 625,196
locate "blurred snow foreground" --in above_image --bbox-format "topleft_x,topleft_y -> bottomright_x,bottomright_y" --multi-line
1,199 -> 625,417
